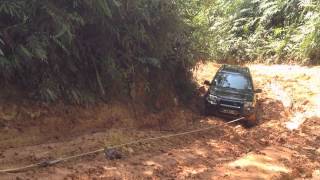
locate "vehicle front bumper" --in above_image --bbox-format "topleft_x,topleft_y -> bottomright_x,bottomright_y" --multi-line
205,101 -> 255,120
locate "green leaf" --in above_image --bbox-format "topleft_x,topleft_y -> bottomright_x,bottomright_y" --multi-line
97,0 -> 112,18
0,38 -> 4,45
18,45 -> 33,59
55,25 -> 68,39
34,47 -> 47,61
52,37 -> 70,55
0,56 -> 10,67
111,0 -> 121,7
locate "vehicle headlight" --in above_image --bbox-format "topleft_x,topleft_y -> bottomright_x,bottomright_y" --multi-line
207,94 -> 218,104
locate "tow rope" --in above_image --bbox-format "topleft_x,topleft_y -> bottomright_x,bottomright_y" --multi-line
0,117 -> 245,173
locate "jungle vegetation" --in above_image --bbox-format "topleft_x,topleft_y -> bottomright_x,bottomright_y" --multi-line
0,0 -> 319,103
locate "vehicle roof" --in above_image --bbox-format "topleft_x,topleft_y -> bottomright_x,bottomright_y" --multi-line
219,64 -> 250,75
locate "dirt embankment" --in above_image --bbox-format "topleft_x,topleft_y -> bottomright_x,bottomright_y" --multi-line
1,63 -> 320,180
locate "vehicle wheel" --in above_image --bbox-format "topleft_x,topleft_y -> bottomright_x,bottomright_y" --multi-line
203,105 -> 210,116
246,107 -> 261,127
246,114 -> 257,127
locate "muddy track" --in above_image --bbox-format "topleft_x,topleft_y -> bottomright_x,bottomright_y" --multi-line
1,63 -> 320,179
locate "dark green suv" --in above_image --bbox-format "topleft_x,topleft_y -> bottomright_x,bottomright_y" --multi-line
204,65 -> 262,126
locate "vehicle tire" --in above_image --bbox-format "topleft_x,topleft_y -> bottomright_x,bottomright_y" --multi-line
246,115 -> 257,127
246,107 -> 261,127
204,105 -> 210,116
203,102 -> 211,116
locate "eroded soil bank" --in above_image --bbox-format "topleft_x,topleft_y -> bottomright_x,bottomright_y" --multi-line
1,63 -> 320,179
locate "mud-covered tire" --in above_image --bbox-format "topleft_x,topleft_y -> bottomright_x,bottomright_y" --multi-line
203,104 -> 210,116
245,106 -> 261,127
246,105 -> 262,127
246,114 -> 258,127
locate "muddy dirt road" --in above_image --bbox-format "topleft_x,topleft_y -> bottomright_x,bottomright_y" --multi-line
1,63 -> 320,179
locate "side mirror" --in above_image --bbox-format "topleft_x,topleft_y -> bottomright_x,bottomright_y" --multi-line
204,80 -> 211,86
254,89 -> 262,93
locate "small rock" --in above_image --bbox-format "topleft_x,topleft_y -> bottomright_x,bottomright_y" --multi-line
262,141 -> 270,146
159,149 -> 166,153
229,135 -> 235,140
146,143 -> 152,148
277,137 -> 286,144
302,100 -> 309,106
127,147 -> 134,154
105,148 -> 122,160
143,161 -> 157,166
316,148 -> 320,154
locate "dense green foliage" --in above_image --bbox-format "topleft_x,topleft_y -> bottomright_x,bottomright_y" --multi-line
1,0 -> 319,103
0,0 -> 201,103
203,0 -> 320,64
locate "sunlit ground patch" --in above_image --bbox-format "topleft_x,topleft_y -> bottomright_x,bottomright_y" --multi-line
223,146 -> 294,179
229,154 -> 290,173
179,164 -> 208,177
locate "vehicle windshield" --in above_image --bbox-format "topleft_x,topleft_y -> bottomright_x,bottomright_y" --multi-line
214,72 -> 252,91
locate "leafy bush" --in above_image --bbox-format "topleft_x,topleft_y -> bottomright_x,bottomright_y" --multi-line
2,0 -> 319,103
196,0 -> 320,64
0,0 -> 203,103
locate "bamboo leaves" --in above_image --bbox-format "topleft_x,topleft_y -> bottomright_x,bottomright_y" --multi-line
0,0 -> 25,20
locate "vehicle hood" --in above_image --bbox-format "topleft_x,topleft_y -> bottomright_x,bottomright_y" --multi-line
210,88 -> 253,101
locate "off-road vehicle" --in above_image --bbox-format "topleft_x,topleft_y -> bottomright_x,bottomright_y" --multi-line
204,65 -> 262,126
